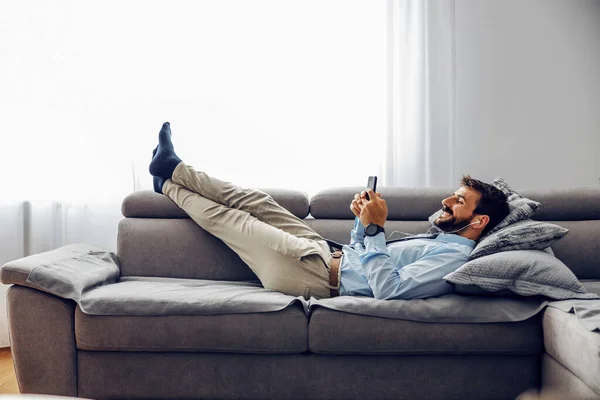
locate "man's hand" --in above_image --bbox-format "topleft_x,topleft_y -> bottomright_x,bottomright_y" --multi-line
350,192 -> 367,218
359,189 -> 387,227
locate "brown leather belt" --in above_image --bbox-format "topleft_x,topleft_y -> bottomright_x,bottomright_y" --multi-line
329,250 -> 343,297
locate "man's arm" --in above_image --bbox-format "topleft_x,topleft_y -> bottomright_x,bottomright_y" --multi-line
349,192 -> 369,247
358,234 -> 467,300
349,189 -> 386,248
349,216 -> 366,247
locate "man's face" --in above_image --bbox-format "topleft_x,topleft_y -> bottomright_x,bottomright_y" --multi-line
434,186 -> 482,232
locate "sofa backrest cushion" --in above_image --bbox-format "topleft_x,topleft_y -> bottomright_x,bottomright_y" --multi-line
310,187 -> 449,220
122,189 -> 310,219
117,189 -> 308,280
117,217 -> 259,280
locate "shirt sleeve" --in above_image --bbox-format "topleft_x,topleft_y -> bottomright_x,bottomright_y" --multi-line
358,234 -> 466,300
349,217 -> 366,248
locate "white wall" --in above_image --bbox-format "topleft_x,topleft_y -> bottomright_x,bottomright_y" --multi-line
453,0 -> 600,190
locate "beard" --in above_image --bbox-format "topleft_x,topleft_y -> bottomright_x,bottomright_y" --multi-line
434,207 -> 472,233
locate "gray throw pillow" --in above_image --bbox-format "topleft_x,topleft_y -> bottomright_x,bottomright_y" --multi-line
469,219 -> 568,260
444,250 -> 599,300
448,284 -> 518,297
481,177 -> 540,239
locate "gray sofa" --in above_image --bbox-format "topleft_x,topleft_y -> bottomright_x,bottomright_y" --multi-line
2,187 -> 600,400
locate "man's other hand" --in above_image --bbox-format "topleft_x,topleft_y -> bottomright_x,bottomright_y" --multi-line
359,189 -> 387,227
350,192 -> 366,218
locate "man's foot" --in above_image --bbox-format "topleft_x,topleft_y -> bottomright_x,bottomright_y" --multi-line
153,176 -> 166,194
149,122 -> 182,179
151,146 -> 166,194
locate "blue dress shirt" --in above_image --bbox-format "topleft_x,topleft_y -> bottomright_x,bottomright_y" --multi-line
339,217 -> 476,299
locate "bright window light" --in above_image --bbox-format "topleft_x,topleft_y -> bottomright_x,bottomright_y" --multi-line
1,0 -> 387,202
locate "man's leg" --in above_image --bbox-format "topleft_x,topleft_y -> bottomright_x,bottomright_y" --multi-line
171,162 -> 323,241
162,180 -> 334,299
149,122 -> 337,297
149,122 -> 331,259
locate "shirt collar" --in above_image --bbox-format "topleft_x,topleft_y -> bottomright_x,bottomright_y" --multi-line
435,233 -> 477,248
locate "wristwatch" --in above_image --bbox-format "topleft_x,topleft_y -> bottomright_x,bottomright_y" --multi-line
364,223 -> 385,237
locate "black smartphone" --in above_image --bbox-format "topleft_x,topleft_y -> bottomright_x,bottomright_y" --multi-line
365,176 -> 378,200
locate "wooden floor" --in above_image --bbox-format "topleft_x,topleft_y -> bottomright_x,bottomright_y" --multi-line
0,347 -> 19,394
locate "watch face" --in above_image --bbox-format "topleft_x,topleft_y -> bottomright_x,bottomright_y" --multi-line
365,224 -> 377,236
366,224 -> 384,236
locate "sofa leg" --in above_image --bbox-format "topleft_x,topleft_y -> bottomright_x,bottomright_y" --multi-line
7,285 -> 77,396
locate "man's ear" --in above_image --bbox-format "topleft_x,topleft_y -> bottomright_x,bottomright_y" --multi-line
474,215 -> 490,229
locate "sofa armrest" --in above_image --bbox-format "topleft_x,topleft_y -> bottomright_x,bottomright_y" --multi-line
542,307 -> 600,396
0,243 -> 119,300
7,285 -> 78,395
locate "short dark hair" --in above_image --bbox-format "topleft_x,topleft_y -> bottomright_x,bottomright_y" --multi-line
461,175 -> 510,237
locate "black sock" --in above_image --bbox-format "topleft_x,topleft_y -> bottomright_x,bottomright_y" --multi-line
149,122 -> 182,179
151,145 -> 166,194
153,176 -> 166,194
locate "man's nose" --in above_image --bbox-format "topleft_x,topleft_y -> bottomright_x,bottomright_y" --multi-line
441,197 -> 452,208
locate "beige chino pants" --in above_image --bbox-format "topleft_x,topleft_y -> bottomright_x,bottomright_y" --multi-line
163,162 -> 339,300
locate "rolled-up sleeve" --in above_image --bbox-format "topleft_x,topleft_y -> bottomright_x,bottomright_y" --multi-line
349,217 -> 366,248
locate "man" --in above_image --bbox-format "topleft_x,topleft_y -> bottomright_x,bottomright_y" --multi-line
150,122 -> 510,301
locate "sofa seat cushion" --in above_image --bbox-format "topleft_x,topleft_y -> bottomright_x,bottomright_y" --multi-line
309,307 -> 543,355
75,303 -> 308,354
543,307 -> 600,394
77,276 -> 304,315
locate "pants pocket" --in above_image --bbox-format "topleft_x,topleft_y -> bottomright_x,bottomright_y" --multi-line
290,239 -> 323,261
